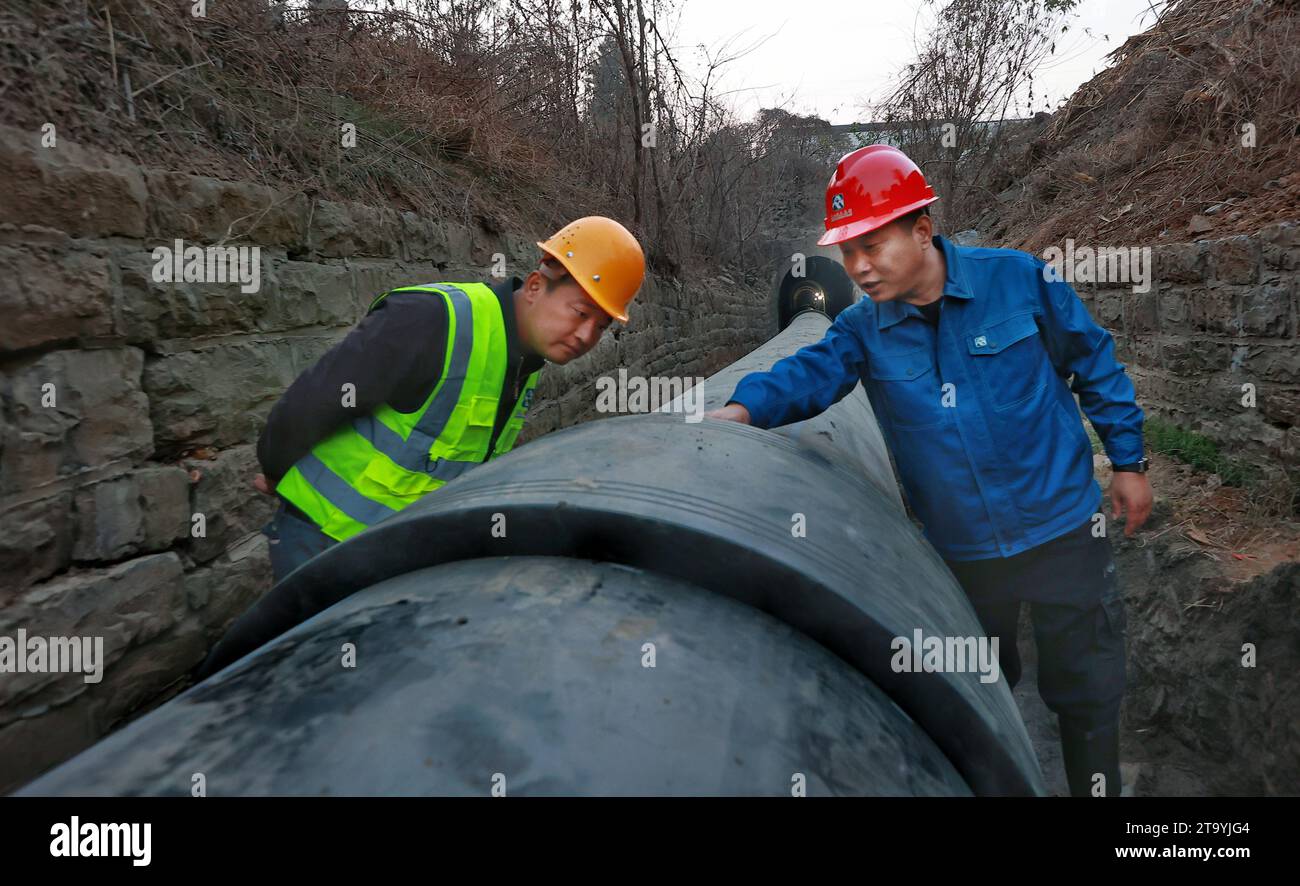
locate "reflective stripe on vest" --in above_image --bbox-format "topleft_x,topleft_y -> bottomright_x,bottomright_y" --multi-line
275,282 -> 541,542
349,283 -> 476,474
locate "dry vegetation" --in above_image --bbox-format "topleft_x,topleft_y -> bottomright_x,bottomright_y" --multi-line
864,0 -> 1299,244
869,0 -> 1082,233
0,0 -> 847,277
978,0 -> 1300,249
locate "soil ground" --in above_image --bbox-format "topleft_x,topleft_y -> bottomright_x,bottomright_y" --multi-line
1010,452 -> 1300,796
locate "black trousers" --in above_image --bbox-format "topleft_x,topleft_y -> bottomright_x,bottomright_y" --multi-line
944,513 -> 1128,733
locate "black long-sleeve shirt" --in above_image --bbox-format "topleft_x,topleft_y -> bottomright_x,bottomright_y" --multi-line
258,277 -> 545,516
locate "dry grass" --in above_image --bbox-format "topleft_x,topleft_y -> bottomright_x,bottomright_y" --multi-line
980,0 -> 1300,249
0,0 -> 613,236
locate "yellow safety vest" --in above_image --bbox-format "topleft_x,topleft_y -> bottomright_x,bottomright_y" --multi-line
275,282 -> 541,541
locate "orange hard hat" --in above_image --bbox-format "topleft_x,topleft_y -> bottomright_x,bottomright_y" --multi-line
817,145 -> 939,246
537,216 -> 645,323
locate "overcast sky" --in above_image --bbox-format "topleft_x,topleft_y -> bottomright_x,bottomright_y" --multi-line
668,0 -> 1166,124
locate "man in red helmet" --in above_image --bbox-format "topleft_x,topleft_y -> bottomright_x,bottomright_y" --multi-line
707,144 -> 1152,797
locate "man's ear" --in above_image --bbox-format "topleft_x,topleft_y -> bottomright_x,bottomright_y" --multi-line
913,212 -> 933,246
522,270 -> 546,306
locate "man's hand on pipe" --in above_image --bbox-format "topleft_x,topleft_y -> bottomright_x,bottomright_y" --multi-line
704,403 -> 751,424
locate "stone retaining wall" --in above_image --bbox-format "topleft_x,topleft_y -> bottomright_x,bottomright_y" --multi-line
1075,224 -> 1300,470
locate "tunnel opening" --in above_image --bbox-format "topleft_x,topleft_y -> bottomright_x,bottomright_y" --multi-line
774,255 -> 858,330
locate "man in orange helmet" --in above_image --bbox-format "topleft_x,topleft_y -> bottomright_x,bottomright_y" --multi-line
252,216 -> 645,582
708,145 -> 1151,797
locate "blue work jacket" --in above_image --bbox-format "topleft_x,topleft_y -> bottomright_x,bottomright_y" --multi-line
728,235 -> 1145,560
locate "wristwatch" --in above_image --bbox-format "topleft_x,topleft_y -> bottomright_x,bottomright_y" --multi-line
1111,456 -> 1150,473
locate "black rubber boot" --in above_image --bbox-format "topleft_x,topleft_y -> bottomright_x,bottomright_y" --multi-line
1060,719 -> 1122,797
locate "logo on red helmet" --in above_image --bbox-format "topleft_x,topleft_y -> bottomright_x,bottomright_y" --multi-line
829,192 -> 853,222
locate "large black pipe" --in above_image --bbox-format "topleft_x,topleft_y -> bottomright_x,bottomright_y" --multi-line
15,557 -> 973,796
17,262 -> 1044,796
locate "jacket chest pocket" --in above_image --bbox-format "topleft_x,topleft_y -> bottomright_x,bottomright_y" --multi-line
966,313 -> 1049,412
868,347 -> 947,430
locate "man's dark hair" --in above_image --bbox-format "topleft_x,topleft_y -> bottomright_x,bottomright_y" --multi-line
895,206 -> 931,232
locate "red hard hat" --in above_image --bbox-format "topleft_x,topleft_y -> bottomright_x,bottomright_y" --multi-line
817,145 -> 939,247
